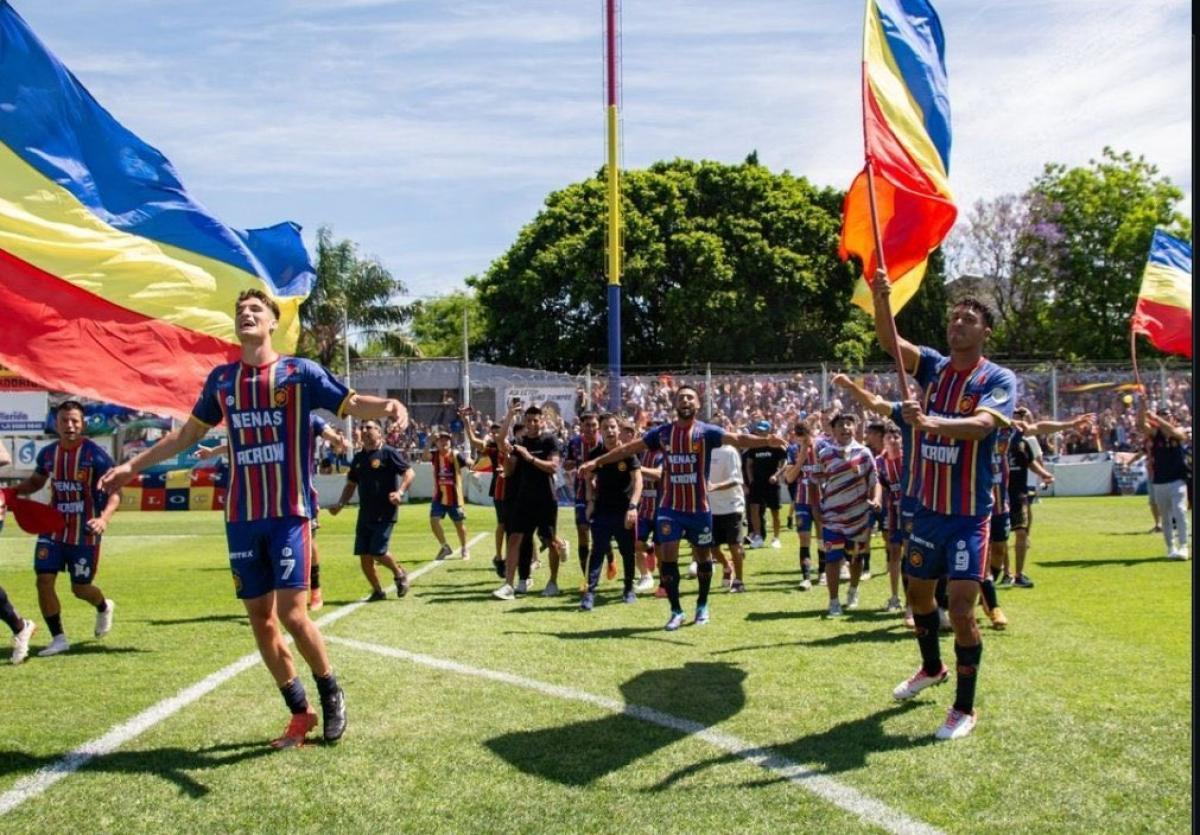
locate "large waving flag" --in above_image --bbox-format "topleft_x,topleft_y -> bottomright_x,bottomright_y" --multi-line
1132,230 -> 1192,359
0,2 -> 314,418
839,0 -> 957,315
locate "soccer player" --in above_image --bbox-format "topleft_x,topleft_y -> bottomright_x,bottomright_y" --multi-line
708,439 -> 747,593
0,442 -> 38,664
579,385 -> 786,630
330,419 -> 414,600
580,414 -> 642,609
873,278 -> 1016,741
12,400 -> 119,657
100,289 -> 408,748
634,422 -> 663,594
462,409 -> 510,575
1138,402 -> 1189,559
830,373 -> 919,624
425,431 -> 471,561
565,413 -> 603,576
1006,408 -> 1083,585
744,420 -> 787,549
494,405 -> 569,600
812,412 -> 879,616
782,422 -> 822,591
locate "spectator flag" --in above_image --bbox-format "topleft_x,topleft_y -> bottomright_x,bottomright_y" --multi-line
1131,230 -> 1191,359
839,0 -> 957,315
0,2 -> 314,418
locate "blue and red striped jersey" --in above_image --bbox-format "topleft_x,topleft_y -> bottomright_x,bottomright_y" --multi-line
190,357 -> 351,522
637,447 -> 663,519
641,421 -> 726,513
912,346 -> 1016,517
35,439 -> 114,545
567,433 -> 602,502
889,402 -> 920,500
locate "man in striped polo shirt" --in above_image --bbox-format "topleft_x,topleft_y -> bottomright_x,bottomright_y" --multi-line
100,289 -> 407,749
873,279 -> 1016,741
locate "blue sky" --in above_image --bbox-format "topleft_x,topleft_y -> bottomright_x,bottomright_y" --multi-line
15,0 -> 1192,300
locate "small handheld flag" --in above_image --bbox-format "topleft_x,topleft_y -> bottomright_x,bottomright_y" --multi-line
1,488 -> 67,536
1132,230 -> 1192,359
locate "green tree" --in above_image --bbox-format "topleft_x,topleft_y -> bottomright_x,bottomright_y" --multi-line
298,227 -> 411,372
1022,148 -> 1190,360
408,291 -> 487,357
469,157 -> 870,370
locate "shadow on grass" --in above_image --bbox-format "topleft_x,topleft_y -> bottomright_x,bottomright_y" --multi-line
485,662 -> 744,787
710,624 -> 913,655
0,741 -> 274,798
649,701 -> 934,790
143,614 -> 248,627
35,643 -> 151,656
1037,555 -> 1173,568
504,626 -> 694,646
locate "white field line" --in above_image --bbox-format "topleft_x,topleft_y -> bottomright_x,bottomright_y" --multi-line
328,636 -> 944,835
0,531 -> 491,817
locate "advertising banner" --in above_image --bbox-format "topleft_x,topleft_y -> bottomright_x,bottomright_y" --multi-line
501,385 -> 577,425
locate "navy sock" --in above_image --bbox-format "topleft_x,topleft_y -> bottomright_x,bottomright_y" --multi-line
800,545 -> 811,578
913,610 -> 943,675
0,586 -> 22,633
696,561 -> 713,607
661,562 -> 682,612
953,643 -> 983,713
280,677 -> 310,715
935,576 -> 949,611
314,671 -> 339,699
980,578 -> 999,610
46,612 -> 63,637
578,543 -> 589,573
989,564 -> 1001,582
310,563 -> 321,590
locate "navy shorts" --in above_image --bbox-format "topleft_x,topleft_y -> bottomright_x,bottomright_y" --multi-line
905,508 -> 989,582
430,500 -> 465,522
793,503 -> 815,534
574,502 -> 589,528
34,537 -> 101,584
590,511 -> 635,558
821,525 -> 869,563
656,508 -> 713,547
990,513 -> 1011,543
355,519 -> 395,556
226,517 -> 311,599
636,516 -> 655,544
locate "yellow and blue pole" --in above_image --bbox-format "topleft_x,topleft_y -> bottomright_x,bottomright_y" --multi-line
605,0 -> 621,413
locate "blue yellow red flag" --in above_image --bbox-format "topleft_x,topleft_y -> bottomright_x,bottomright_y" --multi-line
839,0 -> 957,314
1132,230 -> 1192,359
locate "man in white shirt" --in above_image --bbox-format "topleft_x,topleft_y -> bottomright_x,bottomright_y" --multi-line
708,443 -> 748,593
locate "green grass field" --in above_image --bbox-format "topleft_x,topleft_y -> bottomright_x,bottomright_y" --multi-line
0,496 -> 1191,834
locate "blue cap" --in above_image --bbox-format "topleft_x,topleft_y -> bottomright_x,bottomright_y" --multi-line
752,420 -> 771,433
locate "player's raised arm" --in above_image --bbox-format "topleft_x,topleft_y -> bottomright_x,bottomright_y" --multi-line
871,275 -> 920,372
831,373 -> 893,417
720,431 -> 787,450
98,417 -> 210,493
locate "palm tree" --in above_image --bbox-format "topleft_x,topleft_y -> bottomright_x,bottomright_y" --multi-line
299,226 -> 411,372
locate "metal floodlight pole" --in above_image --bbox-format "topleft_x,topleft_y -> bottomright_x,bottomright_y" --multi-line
604,0 -> 622,414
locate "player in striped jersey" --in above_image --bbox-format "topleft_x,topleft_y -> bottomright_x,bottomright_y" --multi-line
873,279 -> 1016,741
628,423 -> 661,592
12,401 -> 120,657
812,412 -> 879,616
876,423 -> 906,613
579,385 -> 786,630
782,421 -> 824,591
565,414 -> 604,578
101,289 -> 408,749
426,431 -> 472,561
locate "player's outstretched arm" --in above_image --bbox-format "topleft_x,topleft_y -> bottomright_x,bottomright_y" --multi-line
194,442 -> 228,461
831,373 -> 892,416
1018,414 -> 1096,437
721,432 -> 787,450
871,274 -> 920,371
345,395 -> 409,431
579,439 -> 646,475
98,418 -> 210,493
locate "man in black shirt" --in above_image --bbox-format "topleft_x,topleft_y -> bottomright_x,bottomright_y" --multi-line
744,420 -> 786,549
330,420 -> 414,599
581,415 -> 643,610
1140,402 -> 1190,560
494,406 -> 568,600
